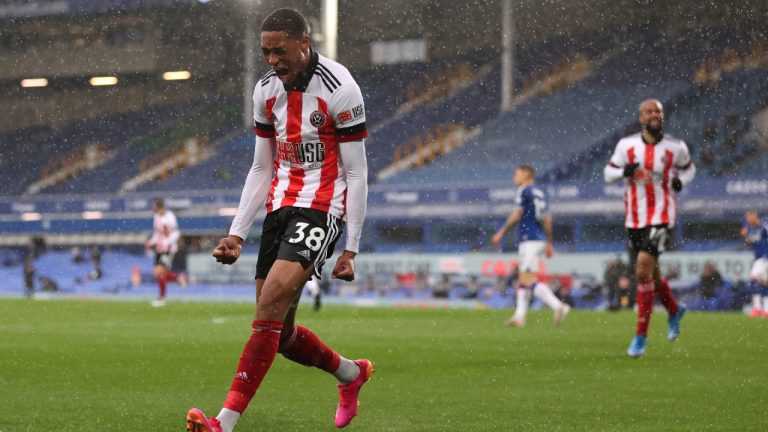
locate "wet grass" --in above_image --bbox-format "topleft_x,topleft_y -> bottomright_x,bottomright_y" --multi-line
0,299 -> 765,431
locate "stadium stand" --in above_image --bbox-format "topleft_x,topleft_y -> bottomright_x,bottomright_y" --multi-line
0,101 -> 197,195
1,5 -> 765,313
137,130 -> 253,192
380,28 -> 768,186
39,98 -> 240,194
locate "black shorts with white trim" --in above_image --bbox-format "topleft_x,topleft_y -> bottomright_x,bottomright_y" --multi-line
626,224 -> 672,259
255,206 -> 343,280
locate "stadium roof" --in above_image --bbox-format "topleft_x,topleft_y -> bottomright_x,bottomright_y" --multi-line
0,0 -> 201,19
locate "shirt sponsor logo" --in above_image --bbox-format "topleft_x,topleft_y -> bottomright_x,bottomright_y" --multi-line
276,140 -> 326,169
337,104 -> 364,125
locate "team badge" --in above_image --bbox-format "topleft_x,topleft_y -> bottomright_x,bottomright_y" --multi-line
310,110 -> 327,128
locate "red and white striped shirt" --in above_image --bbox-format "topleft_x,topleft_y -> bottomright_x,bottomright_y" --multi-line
150,210 -> 179,254
252,50 -> 367,219
604,133 -> 696,229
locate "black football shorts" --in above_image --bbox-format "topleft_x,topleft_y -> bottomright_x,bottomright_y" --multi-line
154,252 -> 174,268
626,225 -> 671,259
256,206 -> 343,279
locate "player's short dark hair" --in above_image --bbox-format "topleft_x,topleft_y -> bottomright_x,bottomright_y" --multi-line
153,198 -> 164,208
517,164 -> 536,179
260,8 -> 308,40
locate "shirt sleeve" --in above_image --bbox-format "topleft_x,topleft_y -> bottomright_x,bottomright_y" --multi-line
515,188 -> 525,210
338,139 -> 368,253
675,140 -> 696,186
166,212 -> 180,246
331,83 -> 368,143
535,188 -> 549,216
604,141 -> 626,183
148,216 -> 159,246
229,135 -> 276,240
252,83 -> 275,139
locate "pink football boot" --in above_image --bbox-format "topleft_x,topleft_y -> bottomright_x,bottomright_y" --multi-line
334,359 -> 374,428
186,408 -> 222,432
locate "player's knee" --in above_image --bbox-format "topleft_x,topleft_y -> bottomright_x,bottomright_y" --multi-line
636,271 -> 653,283
519,272 -> 536,287
257,283 -> 299,315
277,325 -> 297,352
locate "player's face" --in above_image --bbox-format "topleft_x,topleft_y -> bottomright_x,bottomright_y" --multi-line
639,100 -> 663,133
513,169 -> 526,186
261,31 -> 310,85
153,203 -> 164,214
746,211 -> 759,226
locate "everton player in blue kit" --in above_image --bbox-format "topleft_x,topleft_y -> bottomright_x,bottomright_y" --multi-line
491,165 -> 570,327
741,210 -> 768,317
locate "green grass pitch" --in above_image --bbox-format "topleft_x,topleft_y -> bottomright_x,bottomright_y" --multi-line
0,299 -> 765,431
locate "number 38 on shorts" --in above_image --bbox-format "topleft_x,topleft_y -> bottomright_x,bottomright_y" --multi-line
288,221 -> 327,251
255,207 -> 344,279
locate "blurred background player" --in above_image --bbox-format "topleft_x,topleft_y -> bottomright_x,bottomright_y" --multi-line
186,9 -> 372,432
23,253 -> 36,299
144,198 -> 185,307
305,276 -> 322,312
740,210 -> 768,317
604,98 -> 696,358
491,165 -> 570,327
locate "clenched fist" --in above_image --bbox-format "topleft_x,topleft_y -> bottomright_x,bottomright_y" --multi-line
212,235 -> 243,265
332,250 -> 357,281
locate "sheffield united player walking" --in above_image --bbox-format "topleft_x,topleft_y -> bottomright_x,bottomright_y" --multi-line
186,9 -> 372,431
144,198 -> 184,307
604,99 -> 696,358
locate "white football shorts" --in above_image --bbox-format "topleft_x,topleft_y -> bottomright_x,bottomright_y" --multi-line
518,240 -> 546,273
749,257 -> 768,282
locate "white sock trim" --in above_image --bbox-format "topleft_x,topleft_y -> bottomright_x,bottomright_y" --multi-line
333,356 -> 359,384
216,408 -> 240,432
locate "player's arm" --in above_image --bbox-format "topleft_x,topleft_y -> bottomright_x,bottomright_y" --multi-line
672,141 -> 696,192
331,82 -> 369,281
337,139 -> 368,257
214,133 -> 276,265
542,212 -> 554,257
491,209 -> 522,246
740,226 -> 752,244
166,213 -> 181,246
145,233 -> 157,248
214,85 -> 277,264
332,141 -> 367,281
604,142 -> 636,183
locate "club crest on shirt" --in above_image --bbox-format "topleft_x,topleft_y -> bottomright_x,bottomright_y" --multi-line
310,110 -> 327,128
